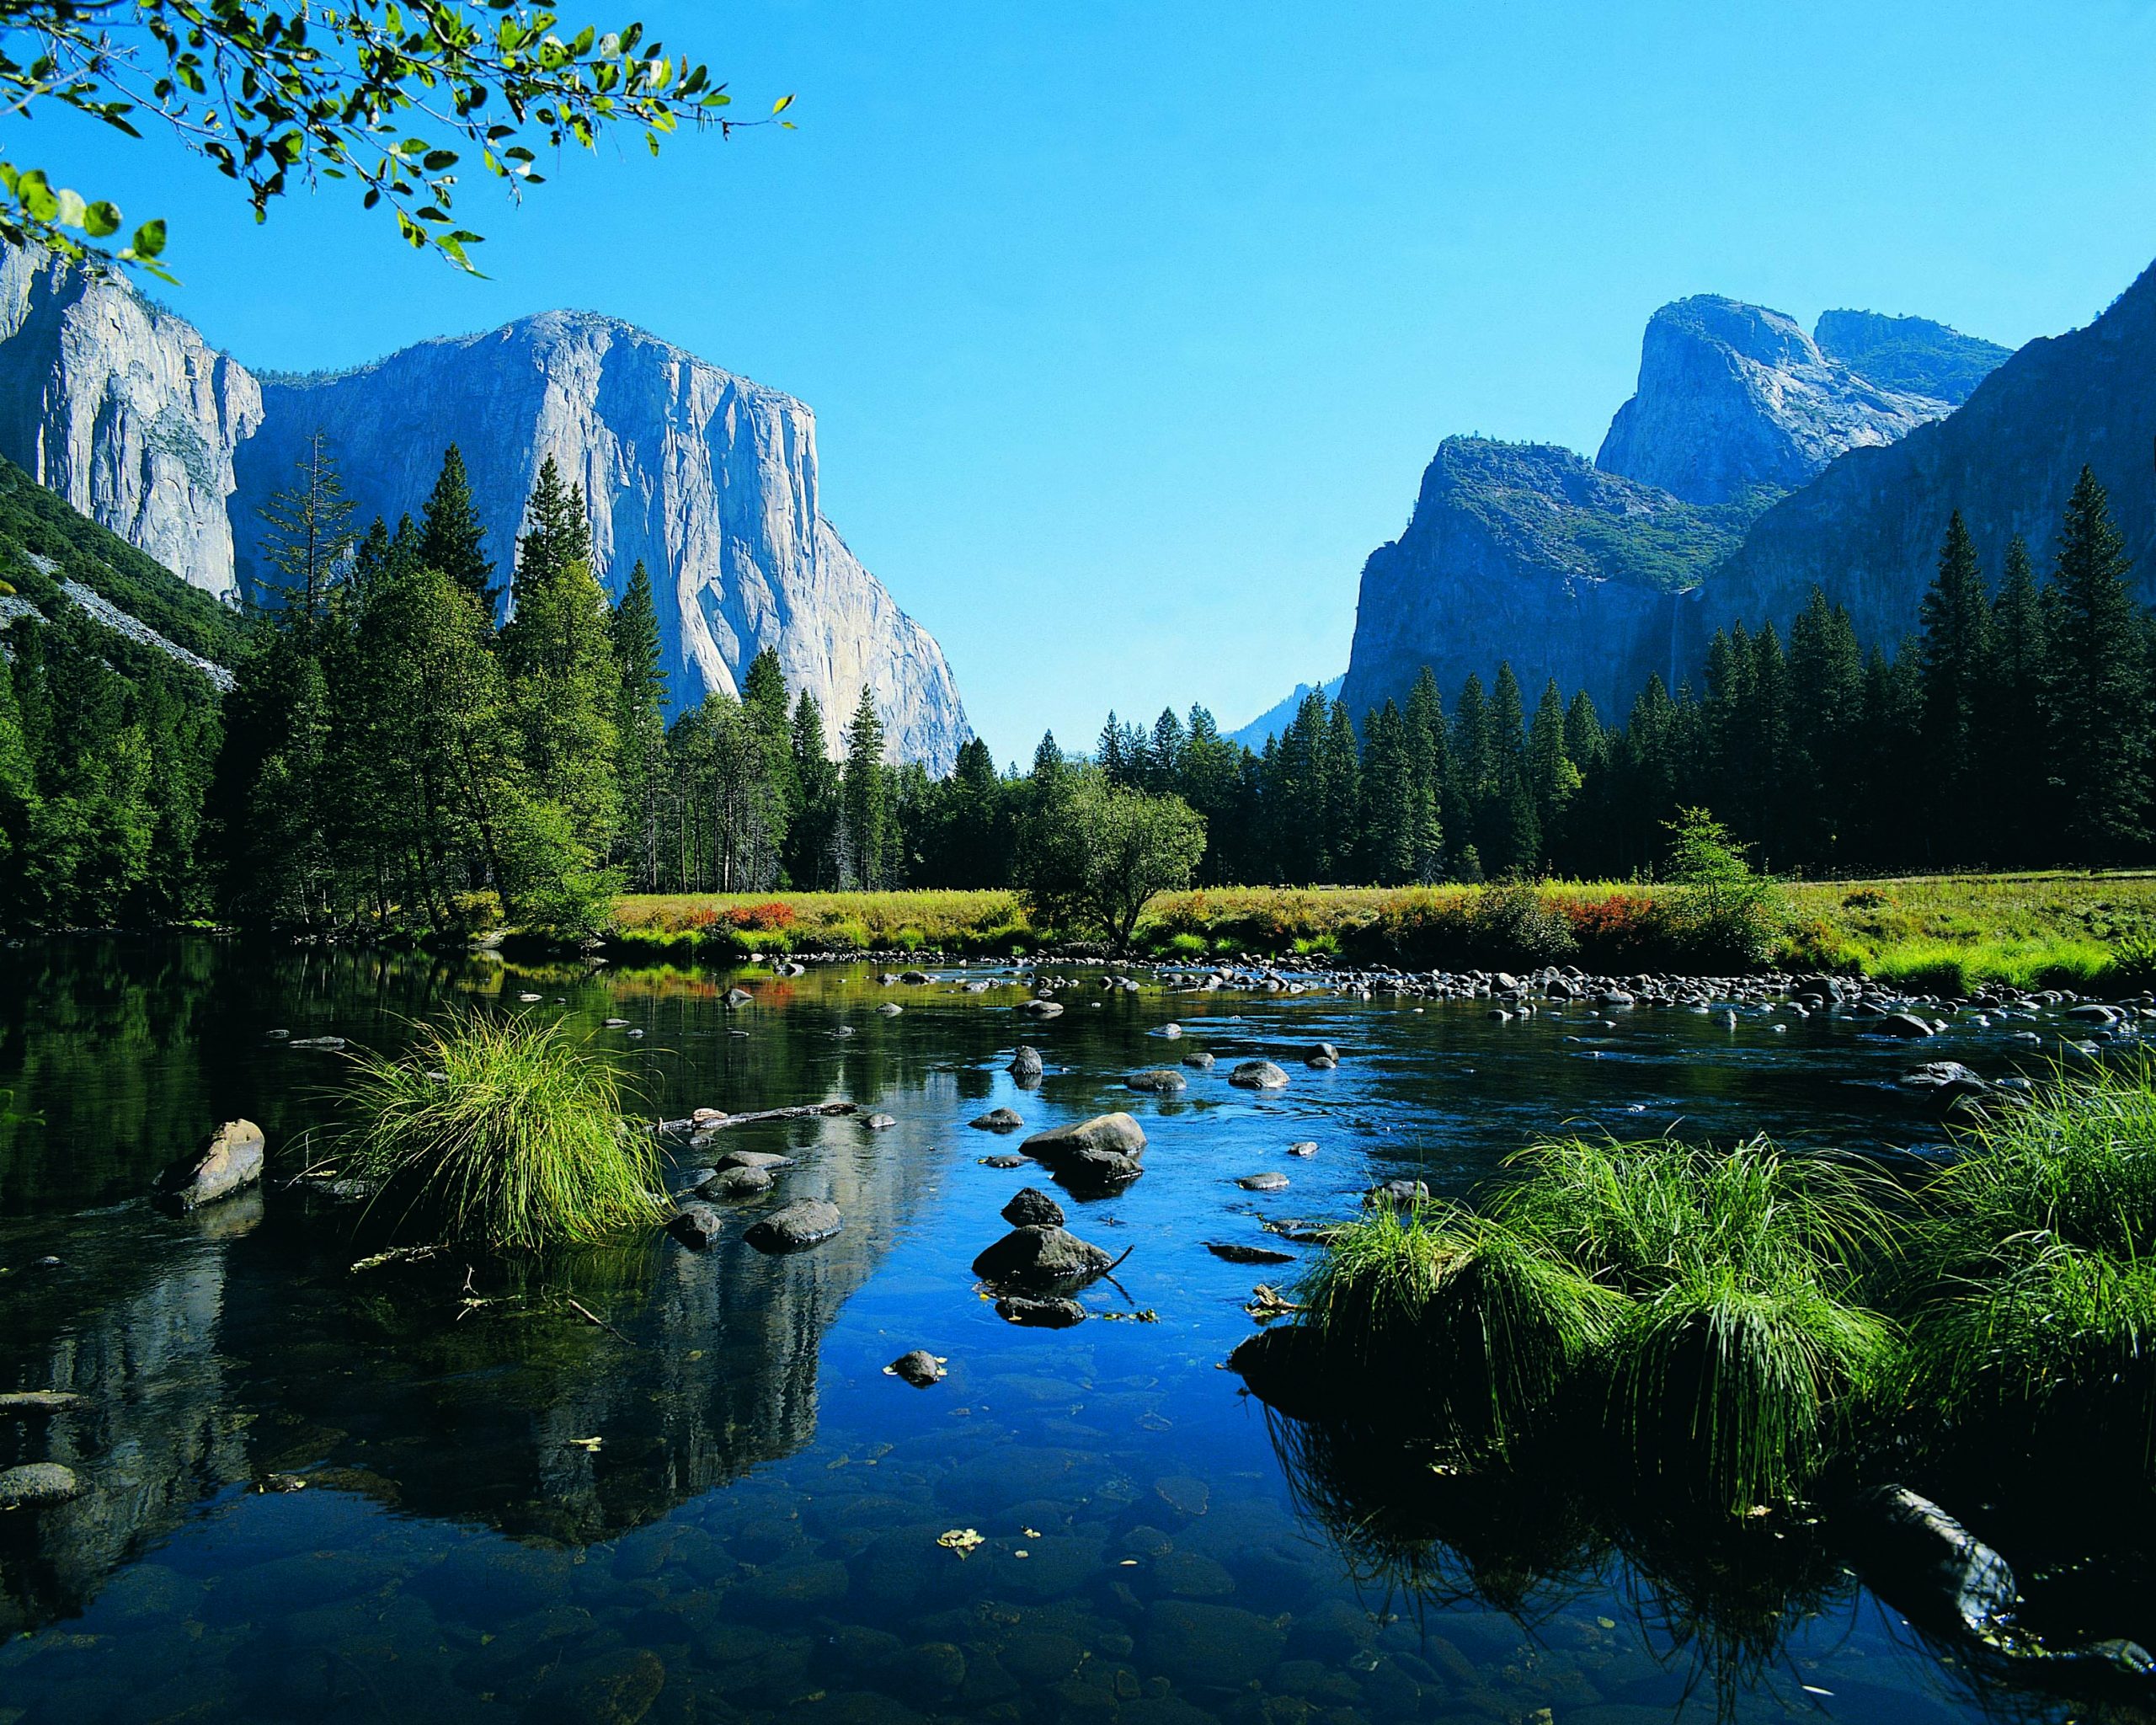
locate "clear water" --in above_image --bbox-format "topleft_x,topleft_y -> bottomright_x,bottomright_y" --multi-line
0,937 -> 2131,1723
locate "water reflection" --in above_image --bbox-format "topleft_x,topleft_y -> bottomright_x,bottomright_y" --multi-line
3,936 -> 2149,1722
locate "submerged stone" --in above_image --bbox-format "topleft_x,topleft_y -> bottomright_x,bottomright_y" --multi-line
0,1461 -> 81,1508
744,1199 -> 844,1253
995,1295 -> 1087,1328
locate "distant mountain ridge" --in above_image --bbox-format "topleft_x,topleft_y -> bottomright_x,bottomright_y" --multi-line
1227,676 -> 1344,749
0,252 -> 971,769
1341,286 -> 2016,724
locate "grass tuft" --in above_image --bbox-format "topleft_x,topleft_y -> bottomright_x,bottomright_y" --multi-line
339,1009 -> 667,1252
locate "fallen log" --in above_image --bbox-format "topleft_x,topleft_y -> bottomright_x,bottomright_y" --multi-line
664,1102 -> 861,1133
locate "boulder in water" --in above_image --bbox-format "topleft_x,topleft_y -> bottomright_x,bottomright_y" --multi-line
152,1119 -> 265,1213
971,1225 -> 1113,1288
1001,1186 -> 1066,1227
668,1203 -> 723,1247
995,1294 -> 1087,1328
970,1108 -> 1024,1132
744,1199 -> 844,1253
885,1349 -> 946,1386
1126,1069 -> 1187,1093
0,1461 -> 81,1509
1230,1060 -> 1289,1090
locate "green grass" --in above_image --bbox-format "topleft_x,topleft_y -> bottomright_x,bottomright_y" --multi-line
339,1010 -> 667,1252
1903,1060 -> 2156,1466
612,871 -> 2156,986
1295,1135 -> 1899,1511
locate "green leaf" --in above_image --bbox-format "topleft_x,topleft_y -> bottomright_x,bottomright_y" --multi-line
422,149 -> 458,170
771,92 -> 794,115
15,170 -> 57,222
129,218 -> 167,260
83,200 -> 122,238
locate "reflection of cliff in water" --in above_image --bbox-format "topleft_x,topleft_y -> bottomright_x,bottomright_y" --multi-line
2,1098 -> 937,1627
0,1192 -> 261,1636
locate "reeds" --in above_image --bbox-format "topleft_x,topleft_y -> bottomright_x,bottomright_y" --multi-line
1905,1059 -> 2156,1466
339,1009 -> 667,1251
1295,1135 -> 1899,1511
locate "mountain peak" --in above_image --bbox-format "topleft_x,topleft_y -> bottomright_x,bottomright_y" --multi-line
1594,292 -> 2004,506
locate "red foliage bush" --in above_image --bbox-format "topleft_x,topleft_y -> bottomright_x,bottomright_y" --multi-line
727,901 -> 798,932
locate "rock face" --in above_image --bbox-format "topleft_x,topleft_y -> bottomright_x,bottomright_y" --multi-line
0,249 -> 971,770
235,312 -> 969,766
0,250 -> 262,601
1697,258 -> 2156,663
1595,296 -> 2000,506
1340,291 -> 2010,724
1337,437 -> 1748,724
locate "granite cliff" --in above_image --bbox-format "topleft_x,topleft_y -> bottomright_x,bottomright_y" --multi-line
0,253 -> 970,768
1339,437 -> 1757,723
0,249 -> 261,602
1342,291 -> 2013,724
1594,295 -> 2004,505
1698,257 -> 2156,661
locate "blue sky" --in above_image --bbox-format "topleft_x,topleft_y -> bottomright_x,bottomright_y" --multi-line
43,2 -> 2156,762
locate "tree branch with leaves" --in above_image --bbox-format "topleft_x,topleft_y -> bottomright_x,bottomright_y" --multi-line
0,0 -> 790,277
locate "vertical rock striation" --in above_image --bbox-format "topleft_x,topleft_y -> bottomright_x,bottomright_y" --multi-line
235,312 -> 970,766
0,249 -> 261,601
0,252 -> 970,768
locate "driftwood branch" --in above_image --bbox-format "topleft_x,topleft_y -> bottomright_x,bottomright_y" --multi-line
567,1297 -> 635,1346
679,1102 -> 861,1131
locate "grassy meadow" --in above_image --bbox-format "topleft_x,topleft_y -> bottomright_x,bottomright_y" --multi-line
610,871 -> 2156,991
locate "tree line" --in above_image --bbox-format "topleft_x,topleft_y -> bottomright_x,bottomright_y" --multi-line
3,454 -> 2150,937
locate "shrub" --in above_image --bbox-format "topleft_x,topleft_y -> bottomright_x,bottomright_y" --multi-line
338,1011 -> 666,1252
728,900 -> 796,932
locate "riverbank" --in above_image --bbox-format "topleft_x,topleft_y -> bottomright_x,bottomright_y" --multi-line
608,872 -> 2156,992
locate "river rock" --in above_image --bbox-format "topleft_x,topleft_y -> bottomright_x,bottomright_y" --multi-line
1145,1599 -> 1287,1688
744,1199 -> 844,1253
1852,1485 -> 2015,1637
1902,1061 -> 1990,1101
1021,998 -> 1065,1018
1307,1043 -> 1341,1066
969,1108 -> 1024,1132
152,1119 -> 265,1213
865,1113 -> 898,1130
1366,1178 -> 1431,1208
1287,1140 -> 1317,1157
1237,1172 -> 1289,1192
1182,1050 -> 1216,1069
1877,1012 -> 1937,1039
995,1295 -> 1086,1327
876,1001 -> 903,1017
1001,1187 -> 1066,1228
1229,1060 -> 1289,1090
1008,1046 -> 1045,1082
1205,1241 -> 1296,1266
1022,1113 -> 1147,1191
886,1349 -> 945,1387
724,988 -> 753,1007
667,1203 -> 723,1247
1158,1023 -> 1183,1039
971,1226 -> 1113,1288
979,1155 -> 1027,1169
0,1391 -> 84,1418
900,969 -> 932,985
1125,1069 -> 1187,1093
698,1166 -> 773,1201
711,1150 -> 793,1172
0,1461 -> 81,1508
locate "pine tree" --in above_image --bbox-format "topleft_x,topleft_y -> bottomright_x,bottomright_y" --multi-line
1918,510 -> 1994,859
1482,665 -> 1540,875
1972,537 -> 2048,863
608,560 -> 668,890
1527,679 -> 1579,866
257,429 -> 356,634
1403,667 -> 1449,882
500,462 -> 620,863
841,686 -> 891,888
2044,466 -> 2150,862
1449,673 -> 1491,869
419,443 -> 497,616
782,692 -> 841,888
